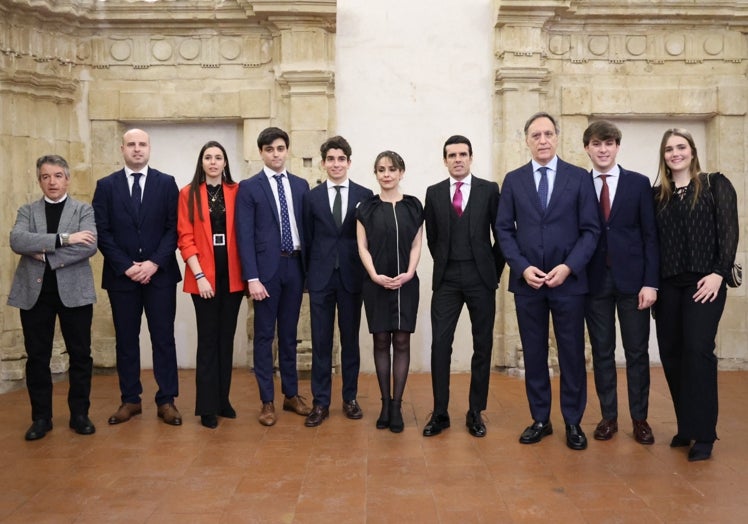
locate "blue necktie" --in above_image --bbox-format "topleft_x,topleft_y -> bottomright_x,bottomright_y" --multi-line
273,174 -> 294,253
537,166 -> 548,212
131,172 -> 142,218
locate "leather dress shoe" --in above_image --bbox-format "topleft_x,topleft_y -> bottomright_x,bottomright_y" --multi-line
632,419 -> 654,445
157,403 -> 182,426
670,434 -> 691,448
519,420 -> 553,444
304,405 -> 329,427
200,415 -> 218,429
69,415 -> 96,435
466,410 -> 486,438
422,413 -> 450,437
259,402 -> 276,426
342,399 -> 363,420
593,418 -> 618,441
108,402 -> 142,425
219,405 -> 237,419
565,424 -> 588,450
25,419 -> 52,441
283,395 -> 312,416
688,441 -> 713,462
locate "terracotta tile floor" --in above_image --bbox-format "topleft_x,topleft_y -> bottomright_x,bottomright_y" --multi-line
1,368 -> 747,523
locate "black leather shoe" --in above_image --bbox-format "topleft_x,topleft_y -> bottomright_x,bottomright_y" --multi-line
219,405 -> 237,419
25,419 -> 52,441
342,399 -> 363,420
69,415 -> 96,435
389,400 -> 404,433
519,420 -> 553,444
200,415 -> 218,429
565,424 -> 588,450
670,434 -> 691,447
466,410 -> 486,438
688,441 -> 713,462
422,413 -> 450,437
304,405 -> 329,427
376,398 -> 390,430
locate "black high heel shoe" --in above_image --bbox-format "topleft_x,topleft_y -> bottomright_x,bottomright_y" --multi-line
688,441 -> 713,462
389,399 -> 403,433
376,398 -> 390,429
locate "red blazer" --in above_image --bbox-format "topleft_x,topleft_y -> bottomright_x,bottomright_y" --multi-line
177,182 -> 246,294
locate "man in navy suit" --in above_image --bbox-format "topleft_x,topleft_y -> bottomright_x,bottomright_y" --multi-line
93,128 -> 183,426
582,120 -> 659,444
497,112 -> 600,450
236,127 -> 312,426
301,136 -> 373,427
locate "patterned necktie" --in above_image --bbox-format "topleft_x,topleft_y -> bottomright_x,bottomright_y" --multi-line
332,185 -> 343,228
452,181 -> 463,217
537,167 -> 548,212
131,172 -> 142,218
599,174 -> 611,221
273,174 -> 294,253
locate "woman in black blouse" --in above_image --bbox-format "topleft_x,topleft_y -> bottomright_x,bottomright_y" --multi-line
653,128 -> 739,461
356,151 -> 424,433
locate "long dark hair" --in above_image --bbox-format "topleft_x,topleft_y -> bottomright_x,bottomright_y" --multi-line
187,141 -> 236,223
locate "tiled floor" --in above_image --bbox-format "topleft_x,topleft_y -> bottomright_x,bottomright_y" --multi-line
0,368 -> 747,523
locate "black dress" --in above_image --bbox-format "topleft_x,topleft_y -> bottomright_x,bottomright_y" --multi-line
356,195 -> 423,333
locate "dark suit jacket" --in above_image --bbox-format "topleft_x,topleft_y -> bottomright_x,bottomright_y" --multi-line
497,158 -> 600,296
302,179 -> 373,293
587,166 -> 659,295
235,170 -> 310,283
424,175 -> 504,290
92,167 -> 181,291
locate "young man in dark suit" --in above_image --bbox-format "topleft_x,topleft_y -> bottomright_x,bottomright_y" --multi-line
582,120 -> 659,444
422,135 -> 504,438
497,112 -> 600,450
93,128 -> 183,426
301,136 -> 373,427
235,127 -> 312,426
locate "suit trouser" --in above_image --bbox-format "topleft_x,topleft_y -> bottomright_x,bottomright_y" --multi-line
515,292 -> 587,425
430,260 -> 496,415
253,256 -> 304,403
108,285 -> 179,406
655,278 -> 726,442
309,269 -> 363,407
20,292 -> 93,421
191,287 -> 244,416
585,269 -> 651,421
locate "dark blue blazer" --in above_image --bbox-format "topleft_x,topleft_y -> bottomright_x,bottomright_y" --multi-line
497,158 -> 600,296
586,166 -> 659,295
235,170 -> 310,283
92,167 -> 181,291
302,180 -> 373,293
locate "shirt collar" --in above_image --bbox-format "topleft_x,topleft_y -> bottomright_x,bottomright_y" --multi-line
263,166 -> 287,179
592,164 -> 621,179
44,194 -> 68,204
450,173 -> 473,186
326,178 -> 349,190
531,156 -> 558,174
125,166 -> 148,177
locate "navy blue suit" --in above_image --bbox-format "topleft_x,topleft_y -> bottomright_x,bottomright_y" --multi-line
585,166 -> 659,421
497,158 -> 600,425
236,170 -> 310,402
92,167 -> 181,406
302,180 -> 373,408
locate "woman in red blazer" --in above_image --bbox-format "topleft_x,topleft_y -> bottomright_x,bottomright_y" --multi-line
178,141 -> 246,428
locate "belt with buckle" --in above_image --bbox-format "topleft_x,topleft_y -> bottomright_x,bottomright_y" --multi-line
280,250 -> 301,258
213,234 -> 226,246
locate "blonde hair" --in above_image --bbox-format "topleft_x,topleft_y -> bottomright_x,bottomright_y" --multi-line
654,128 -> 703,208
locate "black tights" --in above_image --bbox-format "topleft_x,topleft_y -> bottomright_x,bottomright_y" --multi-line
372,331 -> 411,404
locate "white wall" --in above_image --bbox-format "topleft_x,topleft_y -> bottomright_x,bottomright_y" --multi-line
336,0 -> 496,372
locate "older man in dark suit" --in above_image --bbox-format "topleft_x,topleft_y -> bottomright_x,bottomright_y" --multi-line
582,120 -> 659,445
422,135 -> 504,439
9,155 -> 98,440
236,127 -> 312,426
497,112 -> 600,450
93,128 -> 183,426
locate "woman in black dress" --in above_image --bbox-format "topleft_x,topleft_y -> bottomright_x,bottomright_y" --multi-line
653,128 -> 738,461
356,151 -> 423,433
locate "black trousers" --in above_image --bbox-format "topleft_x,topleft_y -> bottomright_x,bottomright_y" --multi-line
585,269 -> 651,421
430,260 -> 495,414
654,278 -> 726,442
20,292 -> 93,421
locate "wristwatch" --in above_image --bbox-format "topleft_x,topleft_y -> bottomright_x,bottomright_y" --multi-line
60,233 -> 70,246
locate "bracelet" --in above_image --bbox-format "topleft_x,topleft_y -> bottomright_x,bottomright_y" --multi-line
194,272 -> 205,280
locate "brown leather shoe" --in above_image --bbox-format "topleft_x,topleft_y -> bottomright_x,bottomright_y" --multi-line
108,402 -> 142,425
304,405 -> 329,427
282,395 -> 312,416
342,399 -> 363,420
157,403 -> 182,426
632,419 -> 654,445
593,418 -> 618,440
259,402 -> 276,426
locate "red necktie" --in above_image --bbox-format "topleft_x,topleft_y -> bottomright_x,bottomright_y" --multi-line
452,181 -> 463,217
599,174 -> 611,221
